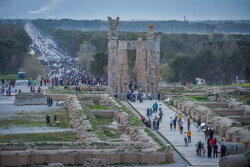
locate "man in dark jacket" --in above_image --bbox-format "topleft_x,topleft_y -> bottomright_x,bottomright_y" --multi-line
209,128 -> 214,139
207,143 -> 212,158
221,144 -> 226,157
213,143 -> 218,158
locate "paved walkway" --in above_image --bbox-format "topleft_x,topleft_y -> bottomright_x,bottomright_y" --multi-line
122,101 -> 189,167
129,100 -> 219,167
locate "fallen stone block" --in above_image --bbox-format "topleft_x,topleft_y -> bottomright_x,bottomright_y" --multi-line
219,154 -> 248,167
83,158 -> 107,167
48,163 -> 64,167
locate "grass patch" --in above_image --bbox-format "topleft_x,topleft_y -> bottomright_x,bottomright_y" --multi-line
103,129 -> 120,139
89,100 -> 111,110
0,131 -> 77,143
110,139 -> 125,142
94,115 -> 113,125
0,74 -> 18,81
0,118 -> 44,128
0,107 -> 70,129
189,95 -> 209,102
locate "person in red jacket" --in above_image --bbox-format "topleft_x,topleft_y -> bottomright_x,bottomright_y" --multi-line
210,138 -> 215,146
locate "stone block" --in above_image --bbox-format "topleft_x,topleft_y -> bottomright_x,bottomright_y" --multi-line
173,100 -> 177,107
219,128 -> 226,137
181,105 -> 186,112
225,132 -> 233,142
191,110 -> 196,117
30,155 -> 47,165
48,163 -> 64,167
140,153 -> 165,164
117,125 -> 127,132
201,116 -> 206,123
126,128 -> 130,135
205,103 -> 228,109
232,135 -> 241,143
177,103 -> 181,110
195,114 -> 202,121
186,108 -> 192,115
219,154 -> 248,167
2,154 -> 28,166
122,153 -> 138,163
49,155 -> 75,164
83,158 -> 107,167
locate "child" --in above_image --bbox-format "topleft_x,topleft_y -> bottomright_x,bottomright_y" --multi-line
187,130 -> 191,143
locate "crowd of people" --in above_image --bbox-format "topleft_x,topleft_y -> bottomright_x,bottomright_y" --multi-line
1,79 -> 16,96
137,99 -> 227,159
139,102 -> 163,130
24,23 -> 107,93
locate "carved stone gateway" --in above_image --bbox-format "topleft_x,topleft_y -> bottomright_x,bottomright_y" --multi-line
107,17 -> 161,94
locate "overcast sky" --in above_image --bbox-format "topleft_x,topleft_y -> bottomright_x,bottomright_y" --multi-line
0,0 -> 250,20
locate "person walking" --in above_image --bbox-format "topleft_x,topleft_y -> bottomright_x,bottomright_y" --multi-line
153,102 -> 156,113
187,130 -> 191,143
221,144 -> 226,157
210,137 -> 215,147
198,141 -> 202,156
46,114 -> 50,125
149,108 -> 153,118
184,132 -> 188,146
207,143 -> 212,158
180,120 -> 183,134
187,117 -> 191,131
158,93 -> 161,101
146,108 -> 149,118
173,117 -> 177,130
197,119 -> 201,132
159,104 -> 162,112
209,128 -> 214,139
159,109 -> 163,122
205,128 -> 209,141
169,117 -> 173,130
156,118 -> 160,129
213,143 -> 218,158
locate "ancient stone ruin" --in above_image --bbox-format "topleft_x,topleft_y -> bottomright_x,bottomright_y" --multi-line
107,17 -> 161,95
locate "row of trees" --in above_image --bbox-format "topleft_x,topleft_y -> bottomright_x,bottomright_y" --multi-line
162,41 -> 250,84
32,19 -> 250,33
0,24 -> 32,74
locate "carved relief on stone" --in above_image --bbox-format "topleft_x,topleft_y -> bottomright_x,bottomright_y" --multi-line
108,17 -> 119,38
148,24 -> 154,33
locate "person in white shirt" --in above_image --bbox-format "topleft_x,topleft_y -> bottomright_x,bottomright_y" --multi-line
169,117 -> 173,130
184,132 -> 188,146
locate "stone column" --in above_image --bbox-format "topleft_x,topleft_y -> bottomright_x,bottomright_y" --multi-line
107,16 -> 119,92
135,39 -> 147,91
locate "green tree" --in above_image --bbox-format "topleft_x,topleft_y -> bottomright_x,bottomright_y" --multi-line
160,63 -> 174,82
90,52 -> 108,78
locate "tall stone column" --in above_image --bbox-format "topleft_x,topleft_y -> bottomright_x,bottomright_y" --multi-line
107,17 -> 119,92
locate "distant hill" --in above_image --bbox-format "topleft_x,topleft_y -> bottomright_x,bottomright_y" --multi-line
30,19 -> 250,34
1,19 -> 250,34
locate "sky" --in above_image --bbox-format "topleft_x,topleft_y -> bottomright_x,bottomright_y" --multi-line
0,0 -> 250,21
